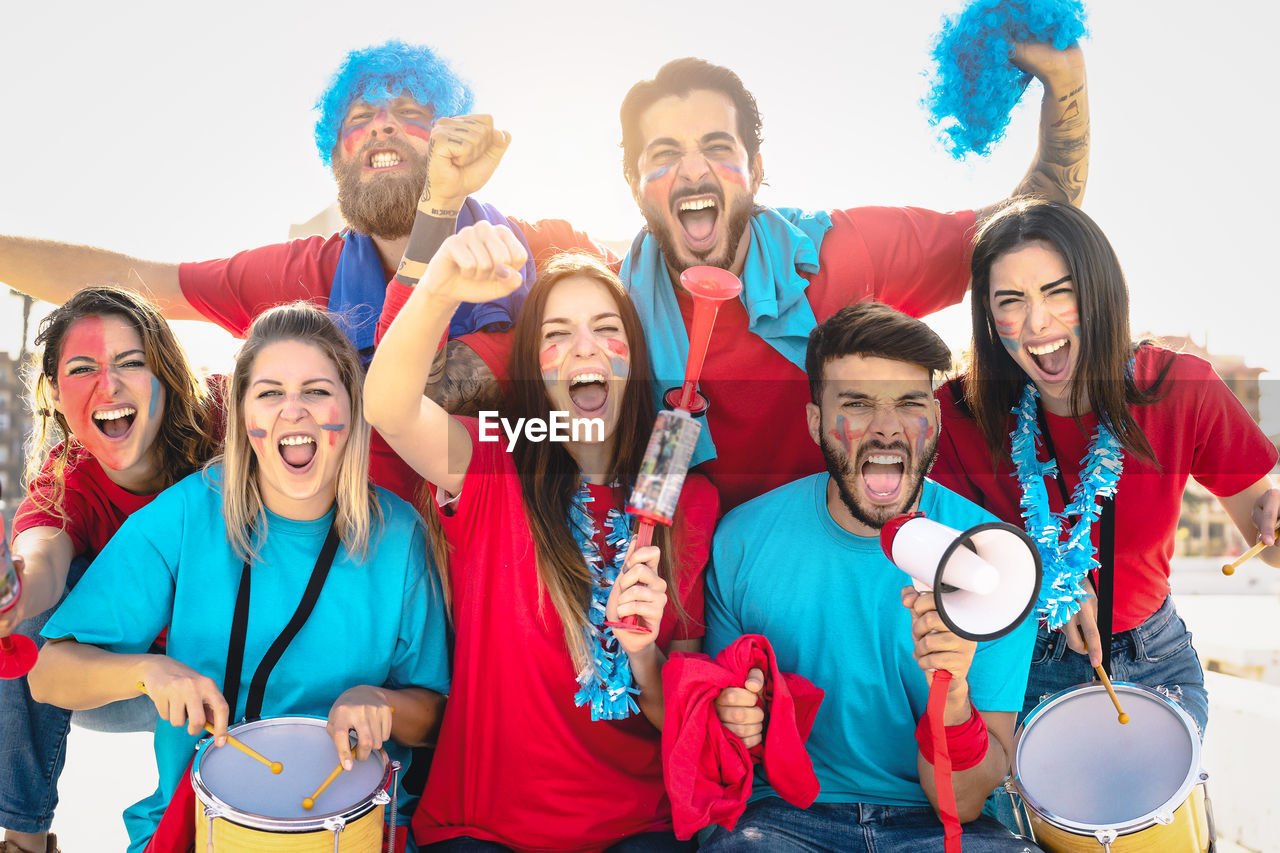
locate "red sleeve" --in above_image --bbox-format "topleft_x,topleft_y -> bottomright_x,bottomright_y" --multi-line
13,450 -> 92,552
178,235 -> 343,337
808,207 -> 975,321
670,473 -> 719,640
1174,352 -> 1280,496
510,218 -> 620,271
457,329 -> 516,401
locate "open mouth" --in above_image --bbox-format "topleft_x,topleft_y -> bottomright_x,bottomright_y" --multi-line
674,195 -> 720,250
278,434 -> 318,472
92,406 -> 137,439
567,372 -> 609,414
860,453 -> 905,502
366,149 -> 404,170
1026,338 -> 1072,381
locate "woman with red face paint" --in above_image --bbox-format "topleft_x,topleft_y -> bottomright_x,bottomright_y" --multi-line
28,302 -> 450,853
931,199 -> 1280,738
0,286 -> 220,853
366,222 -> 718,853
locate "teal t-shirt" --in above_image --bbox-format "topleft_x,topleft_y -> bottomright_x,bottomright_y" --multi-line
43,466 -> 450,852
705,474 -> 1035,807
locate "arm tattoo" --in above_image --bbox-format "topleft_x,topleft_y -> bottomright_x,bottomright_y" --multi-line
425,339 -> 502,417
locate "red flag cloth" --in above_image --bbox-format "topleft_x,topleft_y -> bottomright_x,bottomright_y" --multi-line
661,633 -> 824,840
142,758 -> 195,853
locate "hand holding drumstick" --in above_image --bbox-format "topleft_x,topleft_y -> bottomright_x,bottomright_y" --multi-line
1079,641 -> 1129,725
135,680 -> 282,772
1226,492 -> 1280,575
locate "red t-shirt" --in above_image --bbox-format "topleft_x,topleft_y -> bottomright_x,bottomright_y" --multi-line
933,346 -> 1278,631
13,444 -> 157,554
414,417 -> 718,852
178,218 -> 614,505
461,206 -> 975,512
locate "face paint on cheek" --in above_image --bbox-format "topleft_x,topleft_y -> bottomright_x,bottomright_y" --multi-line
999,335 -> 1020,353
247,423 -> 267,451
341,123 -> 370,158
714,162 -> 748,189
539,344 -> 563,372
910,417 -> 934,460
148,377 -> 161,419
320,406 -> 346,447
604,339 -> 630,380
640,164 -> 676,204
403,121 -> 431,143
829,414 -> 866,456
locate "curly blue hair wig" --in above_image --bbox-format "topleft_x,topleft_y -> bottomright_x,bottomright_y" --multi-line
925,0 -> 1088,159
314,40 -> 474,167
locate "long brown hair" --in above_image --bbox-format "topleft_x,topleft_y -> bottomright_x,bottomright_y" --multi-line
216,302 -> 379,560
25,286 -> 218,522
507,253 -> 685,669
964,199 -> 1166,466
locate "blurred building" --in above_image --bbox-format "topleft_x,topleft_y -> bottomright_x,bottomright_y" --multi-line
1160,335 -> 1274,558
0,349 -> 30,534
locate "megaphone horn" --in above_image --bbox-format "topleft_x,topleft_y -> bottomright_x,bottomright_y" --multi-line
880,512 -> 1042,642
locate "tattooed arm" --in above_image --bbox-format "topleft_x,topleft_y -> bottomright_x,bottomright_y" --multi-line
424,339 -> 504,418
974,43 -> 1089,227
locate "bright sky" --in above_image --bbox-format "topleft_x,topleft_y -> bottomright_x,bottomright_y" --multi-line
1,0 -> 1277,421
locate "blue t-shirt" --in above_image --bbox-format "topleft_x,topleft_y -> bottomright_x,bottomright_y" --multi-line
705,474 -> 1035,807
43,466 -> 450,853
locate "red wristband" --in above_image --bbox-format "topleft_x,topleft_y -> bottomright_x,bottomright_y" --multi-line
915,703 -> 989,771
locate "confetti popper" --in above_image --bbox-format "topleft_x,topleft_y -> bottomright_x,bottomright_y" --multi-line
605,266 -> 742,633
0,513 -> 38,679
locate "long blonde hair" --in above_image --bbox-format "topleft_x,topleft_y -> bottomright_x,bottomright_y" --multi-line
215,302 -> 379,560
25,286 -> 217,523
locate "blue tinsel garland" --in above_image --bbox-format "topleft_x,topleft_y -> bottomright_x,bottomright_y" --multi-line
1010,383 -> 1122,629
569,481 -> 641,721
925,0 -> 1089,158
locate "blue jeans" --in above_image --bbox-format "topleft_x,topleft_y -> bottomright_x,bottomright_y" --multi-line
1020,595 -> 1208,736
699,797 -> 1042,852
423,832 -> 696,852
0,557 -> 157,833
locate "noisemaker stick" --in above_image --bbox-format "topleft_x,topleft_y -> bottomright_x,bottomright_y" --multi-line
0,509 -> 38,679
135,681 -> 283,773
1082,638 -> 1129,725
603,266 -> 742,633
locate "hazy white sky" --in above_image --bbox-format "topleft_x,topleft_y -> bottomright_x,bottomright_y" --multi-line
1,0 -> 1276,409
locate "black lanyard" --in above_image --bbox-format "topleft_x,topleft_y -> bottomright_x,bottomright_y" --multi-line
1036,404 -> 1116,675
222,519 -> 341,722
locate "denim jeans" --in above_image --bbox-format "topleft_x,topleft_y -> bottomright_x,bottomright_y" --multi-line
0,557 -> 157,833
423,832 -> 696,852
699,797 -> 1042,852
1020,595 -> 1208,736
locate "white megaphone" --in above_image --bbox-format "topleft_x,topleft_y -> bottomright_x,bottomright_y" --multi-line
880,511 -> 1042,641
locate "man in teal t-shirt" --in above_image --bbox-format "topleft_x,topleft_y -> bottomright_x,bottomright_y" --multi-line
702,303 -> 1039,852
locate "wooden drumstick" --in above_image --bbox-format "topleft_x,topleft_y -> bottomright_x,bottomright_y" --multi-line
302,762 -> 344,810
1079,643 -> 1129,724
1222,540 -> 1267,576
135,681 -> 283,773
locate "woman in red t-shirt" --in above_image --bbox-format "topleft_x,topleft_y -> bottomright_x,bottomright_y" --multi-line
1,286 -> 220,853
367,223 -> 717,852
932,200 -> 1280,735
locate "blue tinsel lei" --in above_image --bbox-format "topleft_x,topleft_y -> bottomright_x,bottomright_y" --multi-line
569,481 -> 641,721
925,0 -> 1088,158
1010,383 -> 1122,630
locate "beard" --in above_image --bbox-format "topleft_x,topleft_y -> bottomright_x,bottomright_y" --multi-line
639,187 -> 756,276
820,435 -> 938,531
332,144 -> 426,239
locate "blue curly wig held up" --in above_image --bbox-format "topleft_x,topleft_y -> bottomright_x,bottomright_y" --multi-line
924,0 -> 1087,159
314,40 -> 475,167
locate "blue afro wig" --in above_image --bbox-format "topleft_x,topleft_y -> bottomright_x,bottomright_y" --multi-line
314,40 -> 474,167
924,0 -> 1087,159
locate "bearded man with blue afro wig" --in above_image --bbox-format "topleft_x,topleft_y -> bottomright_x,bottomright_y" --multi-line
314,40 -> 474,167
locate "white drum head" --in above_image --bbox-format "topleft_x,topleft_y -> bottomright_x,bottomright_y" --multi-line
1013,683 -> 1200,833
193,716 -> 387,825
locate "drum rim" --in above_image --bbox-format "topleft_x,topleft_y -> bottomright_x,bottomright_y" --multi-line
1011,681 -> 1203,836
191,715 -> 391,832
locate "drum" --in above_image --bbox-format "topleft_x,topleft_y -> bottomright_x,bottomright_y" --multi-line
192,716 -> 396,852
1010,682 -> 1212,852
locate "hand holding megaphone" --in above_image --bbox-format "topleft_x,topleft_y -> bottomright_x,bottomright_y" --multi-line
0,516 -> 38,680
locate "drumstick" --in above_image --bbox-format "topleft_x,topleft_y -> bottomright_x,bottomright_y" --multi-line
302,762 -> 344,810
135,681 -> 283,773
1079,643 -> 1129,724
1222,540 -> 1267,575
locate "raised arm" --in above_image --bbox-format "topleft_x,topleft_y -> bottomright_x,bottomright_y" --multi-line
975,43 -> 1089,227
364,222 -> 528,495
0,236 -> 200,319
